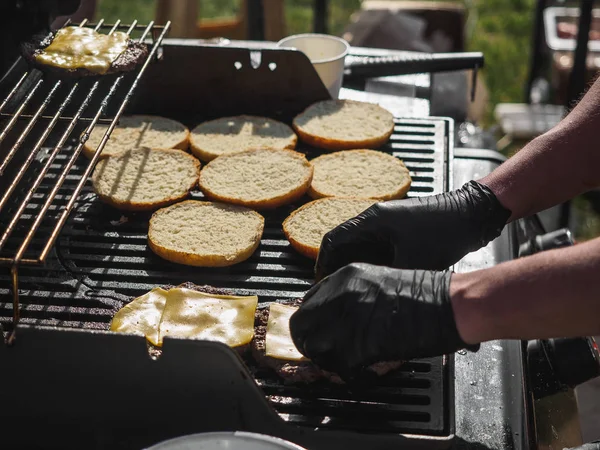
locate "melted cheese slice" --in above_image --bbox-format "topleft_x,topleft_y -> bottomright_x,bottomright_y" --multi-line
265,303 -> 306,361
35,26 -> 129,74
156,288 -> 258,347
109,287 -> 168,345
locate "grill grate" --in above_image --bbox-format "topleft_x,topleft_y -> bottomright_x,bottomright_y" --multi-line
0,20 -> 170,338
0,116 -> 451,437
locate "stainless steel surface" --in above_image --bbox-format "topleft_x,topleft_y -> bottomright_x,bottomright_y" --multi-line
452,148 -> 590,450
452,148 -> 530,450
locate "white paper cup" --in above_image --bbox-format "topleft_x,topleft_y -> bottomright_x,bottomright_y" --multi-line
277,33 -> 350,99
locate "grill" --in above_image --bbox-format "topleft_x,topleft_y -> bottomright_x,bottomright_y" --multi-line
1,116 -> 452,437
0,29 -> 469,450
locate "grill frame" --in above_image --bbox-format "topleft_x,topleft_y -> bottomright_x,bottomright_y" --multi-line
0,41 -> 460,448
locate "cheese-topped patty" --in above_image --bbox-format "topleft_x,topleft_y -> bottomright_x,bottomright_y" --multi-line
35,27 -> 129,74
110,287 -> 258,348
265,303 -> 306,361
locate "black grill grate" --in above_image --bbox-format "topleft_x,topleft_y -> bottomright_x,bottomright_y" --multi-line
0,116 -> 451,436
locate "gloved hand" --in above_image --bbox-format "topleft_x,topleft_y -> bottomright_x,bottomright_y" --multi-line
315,180 -> 511,280
290,262 -> 477,378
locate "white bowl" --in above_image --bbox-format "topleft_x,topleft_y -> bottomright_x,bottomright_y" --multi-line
146,431 -> 307,450
277,33 -> 350,99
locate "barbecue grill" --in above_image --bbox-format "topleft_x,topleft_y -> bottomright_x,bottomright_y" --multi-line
0,7 -> 597,450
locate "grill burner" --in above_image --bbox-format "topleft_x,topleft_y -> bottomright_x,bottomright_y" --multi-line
1,116 -> 452,439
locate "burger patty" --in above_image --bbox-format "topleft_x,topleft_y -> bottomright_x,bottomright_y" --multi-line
21,29 -> 148,77
252,300 -> 330,384
148,283 -> 403,382
166,282 -> 233,297
251,300 -> 404,384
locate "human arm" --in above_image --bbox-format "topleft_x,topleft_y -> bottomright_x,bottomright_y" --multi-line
452,236 -> 600,344
481,76 -> 600,221
290,237 -> 600,375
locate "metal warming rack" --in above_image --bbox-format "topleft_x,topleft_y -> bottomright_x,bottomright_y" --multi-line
0,19 -> 170,342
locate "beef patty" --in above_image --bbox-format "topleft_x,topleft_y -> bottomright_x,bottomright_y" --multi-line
251,300 -> 404,384
21,28 -> 148,77
149,283 -> 403,382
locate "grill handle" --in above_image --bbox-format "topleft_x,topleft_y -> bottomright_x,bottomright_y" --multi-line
344,51 -> 483,100
344,51 -> 484,80
518,228 -> 574,257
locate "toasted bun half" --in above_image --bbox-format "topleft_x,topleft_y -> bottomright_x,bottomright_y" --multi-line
91,147 -> 200,211
190,115 -> 297,162
148,200 -> 264,267
293,100 -> 394,151
309,149 -> 411,200
199,148 -> 313,209
83,115 -> 189,159
282,197 -> 376,259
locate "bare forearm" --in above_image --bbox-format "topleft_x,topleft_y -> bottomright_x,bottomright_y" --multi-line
480,77 -> 600,221
451,237 -> 600,343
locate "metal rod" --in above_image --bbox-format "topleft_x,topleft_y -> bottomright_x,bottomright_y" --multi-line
0,84 -> 79,214
0,78 -> 45,144
0,18 -> 106,177
0,82 -> 101,253
79,22 -> 166,31
38,21 -> 171,263
0,72 -> 29,114
247,0 -> 265,40
0,257 -> 38,265
0,81 -> 62,176
313,0 -> 329,34
0,113 -> 114,124
7,266 -> 19,345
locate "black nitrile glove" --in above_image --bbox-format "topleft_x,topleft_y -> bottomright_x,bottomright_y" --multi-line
315,180 -> 511,280
290,262 -> 477,378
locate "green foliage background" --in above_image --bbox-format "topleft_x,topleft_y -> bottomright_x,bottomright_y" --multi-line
96,0 -> 535,117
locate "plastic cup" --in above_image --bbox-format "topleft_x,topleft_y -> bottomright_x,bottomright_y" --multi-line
277,33 -> 350,99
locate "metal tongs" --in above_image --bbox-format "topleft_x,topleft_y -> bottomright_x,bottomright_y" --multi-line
344,51 -> 484,100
